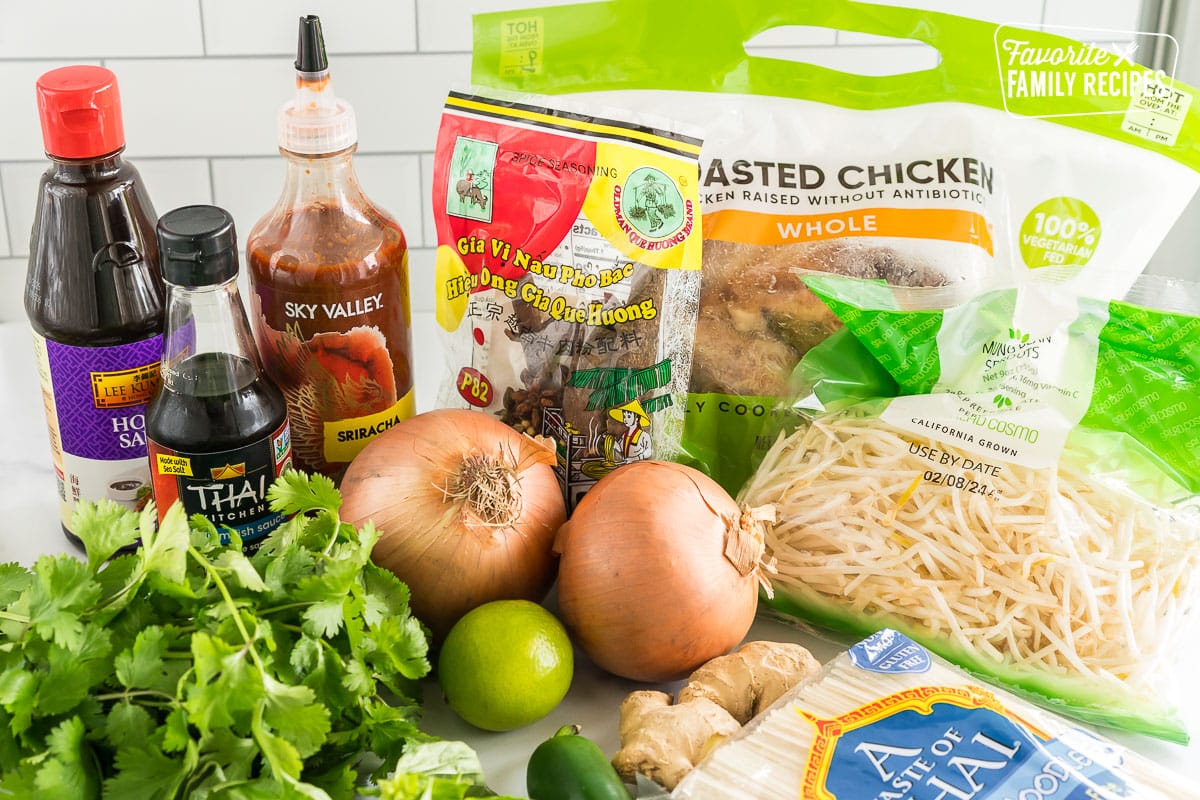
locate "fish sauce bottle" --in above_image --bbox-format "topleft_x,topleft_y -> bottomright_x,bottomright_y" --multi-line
146,206 -> 293,553
247,15 -> 414,482
25,65 -> 165,546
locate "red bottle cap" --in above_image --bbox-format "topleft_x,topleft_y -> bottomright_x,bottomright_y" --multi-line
36,65 -> 126,159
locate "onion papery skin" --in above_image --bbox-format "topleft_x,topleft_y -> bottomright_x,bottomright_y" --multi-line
340,408 -> 567,640
554,460 -> 763,682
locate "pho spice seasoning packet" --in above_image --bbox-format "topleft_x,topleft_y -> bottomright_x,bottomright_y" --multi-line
432,92 -> 702,508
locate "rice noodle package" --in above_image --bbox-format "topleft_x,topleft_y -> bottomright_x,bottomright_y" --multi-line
674,629 -> 1200,799
738,269 -> 1200,740
470,0 -> 1200,494
431,92 -> 702,508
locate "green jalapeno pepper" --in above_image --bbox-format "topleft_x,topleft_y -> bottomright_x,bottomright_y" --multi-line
526,724 -> 634,800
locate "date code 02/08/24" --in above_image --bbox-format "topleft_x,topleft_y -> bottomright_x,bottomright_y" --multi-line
920,469 -> 997,498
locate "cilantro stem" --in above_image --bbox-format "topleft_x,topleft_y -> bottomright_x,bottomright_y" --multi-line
323,511 -> 342,557
0,610 -> 29,623
188,546 -> 267,674
257,601 -> 313,616
95,689 -> 177,704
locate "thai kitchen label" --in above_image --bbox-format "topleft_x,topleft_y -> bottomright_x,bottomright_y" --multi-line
148,420 -> 292,553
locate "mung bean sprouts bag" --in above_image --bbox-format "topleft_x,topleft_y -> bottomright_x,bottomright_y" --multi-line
739,271 -> 1200,741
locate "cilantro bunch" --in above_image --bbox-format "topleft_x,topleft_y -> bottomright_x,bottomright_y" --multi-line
0,472 -> 486,799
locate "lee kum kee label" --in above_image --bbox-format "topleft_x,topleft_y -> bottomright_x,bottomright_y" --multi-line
33,333 -> 163,529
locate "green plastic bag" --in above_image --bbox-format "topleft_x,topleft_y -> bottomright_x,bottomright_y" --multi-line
740,270 -> 1200,741
472,0 -> 1200,496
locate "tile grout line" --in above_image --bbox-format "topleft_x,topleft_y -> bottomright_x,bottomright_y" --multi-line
0,50 -> 434,63
0,167 -> 10,259
197,0 -> 209,57
2,152 -> 435,165
413,0 -> 422,53
416,155 -> 427,250
207,158 -> 217,206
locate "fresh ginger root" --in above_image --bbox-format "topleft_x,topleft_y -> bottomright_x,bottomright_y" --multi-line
612,691 -> 741,790
612,641 -> 820,789
678,640 -> 820,724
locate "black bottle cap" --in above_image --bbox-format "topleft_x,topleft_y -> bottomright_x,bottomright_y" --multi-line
296,15 -> 328,72
157,205 -> 239,287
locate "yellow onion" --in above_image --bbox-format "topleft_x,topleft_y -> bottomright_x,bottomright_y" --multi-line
340,408 -> 566,640
554,460 -> 775,682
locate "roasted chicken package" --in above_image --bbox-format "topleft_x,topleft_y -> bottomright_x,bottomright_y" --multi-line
471,0 -> 1200,494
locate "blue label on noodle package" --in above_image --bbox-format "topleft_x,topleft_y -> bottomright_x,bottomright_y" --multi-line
800,678 -> 1132,800
849,629 -> 932,674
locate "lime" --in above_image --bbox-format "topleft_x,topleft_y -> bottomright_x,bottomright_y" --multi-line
437,599 -> 574,732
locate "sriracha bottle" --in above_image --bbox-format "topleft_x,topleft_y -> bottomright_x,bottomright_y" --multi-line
247,15 -> 414,481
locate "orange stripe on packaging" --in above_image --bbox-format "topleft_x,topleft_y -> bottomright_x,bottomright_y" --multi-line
705,207 -> 995,254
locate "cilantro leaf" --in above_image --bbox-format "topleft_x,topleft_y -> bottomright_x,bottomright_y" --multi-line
34,716 -> 100,799
389,740 -> 485,782
260,677 -> 331,759
214,550 -> 268,593
362,567 -> 412,628
115,626 -> 170,691
188,513 -> 225,556
262,546 -> 316,598
137,501 -> 190,586
268,470 -> 342,516
0,562 -> 32,606
251,701 -> 303,782
104,741 -> 193,800
37,628 -> 114,715
363,699 -> 423,767
0,668 -> 37,735
302,600 -> 345,639
161,706 -> 191,753
71,499 -> 140,570
26,554 -> 102,650
289,634 -> 321,677
342,658 -> 374,696
198,728 -> 259,782
368,615 -> 430,682
295,557 -> 362,638
184,633 -> 260,736
104,702 -> 155,749
307,761 -> 358,800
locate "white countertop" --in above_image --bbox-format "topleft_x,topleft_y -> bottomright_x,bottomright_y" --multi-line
1,317 -> 1198,797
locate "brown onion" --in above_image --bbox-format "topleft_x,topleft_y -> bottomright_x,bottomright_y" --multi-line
554,460 -> 775,682
340,408 -> 566,640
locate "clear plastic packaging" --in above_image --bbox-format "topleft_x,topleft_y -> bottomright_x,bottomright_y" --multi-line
675,629 -> 1200,799
431,91 -> 703,508
740,272 -> 1200,741
470,0 -> 1200,496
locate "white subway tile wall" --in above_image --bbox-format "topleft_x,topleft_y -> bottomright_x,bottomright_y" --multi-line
0,0 -> 1150,338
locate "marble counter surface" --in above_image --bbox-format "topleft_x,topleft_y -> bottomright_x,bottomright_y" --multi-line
1,318 -> 1198,797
